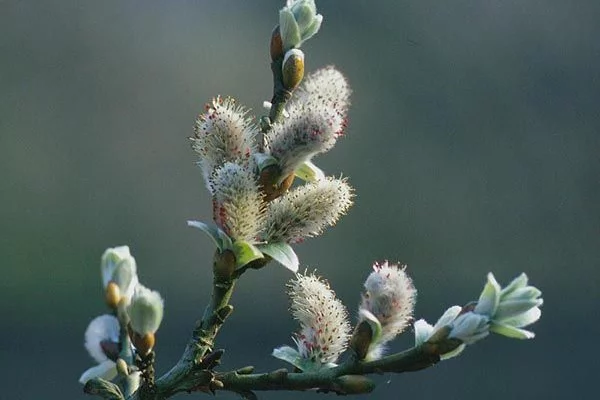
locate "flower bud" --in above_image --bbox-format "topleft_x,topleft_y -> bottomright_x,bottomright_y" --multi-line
127,285 -> 164,354
85,315 -> 120,364
279,0 -> 323,50
474,273 -> 543,339
413,308 -> 466,360
356,262 -> 416,360
258,163 -> 295,202
282,49 -> 305,91
349,319 -> 374,360
448,312 -> 490,345
270,25 -> 284,61
412,273 -> 543,361
105,282 -> 121,309
130,331 -> 156,356
80,315 -> 120,384
101,246 -> 138,307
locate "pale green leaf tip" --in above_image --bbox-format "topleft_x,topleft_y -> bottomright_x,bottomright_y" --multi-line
358,308 -> 383,344
295,160 -> 325,182
233,240 -> 264,268
490,322 -> 536,339
413,319 -> 434,347
440,343 -> 466,360
187,220 -> 233,251
258,242 -> 299,272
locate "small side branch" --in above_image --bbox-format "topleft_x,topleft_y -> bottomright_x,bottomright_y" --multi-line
216,346 -> 440,395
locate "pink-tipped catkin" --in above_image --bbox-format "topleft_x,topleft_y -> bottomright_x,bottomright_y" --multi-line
265,67 -> 350,178
265,105 -> 344,178
211,162 -> 264,242
191,96 -> 257,190
289,272 -> 351,365
358,262 -> 417,358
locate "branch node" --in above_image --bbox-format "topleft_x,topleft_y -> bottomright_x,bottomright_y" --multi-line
216,304 -> 234,323
268,368 -> 288,382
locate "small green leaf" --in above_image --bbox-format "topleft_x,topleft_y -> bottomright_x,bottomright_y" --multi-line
187,220 -> 232,251
279,9 -> 301,50
474,273 -> 501,316
272,346 -> 322,371
499,273 -> 529,299
218,228 -> 233,250
440,343 -> 466,360
254,153 -> 279,172
272,345 -> 301,366
490,322 -> 535,339
232,240 -> 264,268
83,377 -> 124,400
294,160 -> 325,182
257,242 -> 299,273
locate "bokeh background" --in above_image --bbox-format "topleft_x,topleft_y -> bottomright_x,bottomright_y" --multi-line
2,0 -> 599,398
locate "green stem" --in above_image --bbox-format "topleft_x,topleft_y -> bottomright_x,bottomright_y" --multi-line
116,302 -> 138,397
260,56 -> 293,150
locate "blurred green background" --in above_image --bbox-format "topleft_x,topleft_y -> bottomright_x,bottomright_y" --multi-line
2,0 -> 598,398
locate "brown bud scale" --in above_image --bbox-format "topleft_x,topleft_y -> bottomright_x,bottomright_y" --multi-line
105,281 -> 121,309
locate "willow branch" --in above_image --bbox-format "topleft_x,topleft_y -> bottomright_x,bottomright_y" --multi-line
215,345 -> 441,396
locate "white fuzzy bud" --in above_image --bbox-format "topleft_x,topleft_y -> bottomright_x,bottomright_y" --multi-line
289,272 -> 351,366
260,177 -> 353,243
191,96 -> 257,190
357,262 -> 416,359
101,246 -> 138,305
265,104 -> 345,179
127,285 -> 164,336
84,314 -> 120,364
211,162 -> 264,242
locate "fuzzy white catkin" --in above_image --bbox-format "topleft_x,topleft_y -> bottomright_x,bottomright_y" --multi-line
292,66 -> 351,118
359,262 -> 417,358
211,162 -> 264,242
289,273 -> 351,364
127,285 -> 164,336
265,104 -> 345,178
84,314 -> 120,363
260,177 -> 353,243
191,96 -> 257,190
